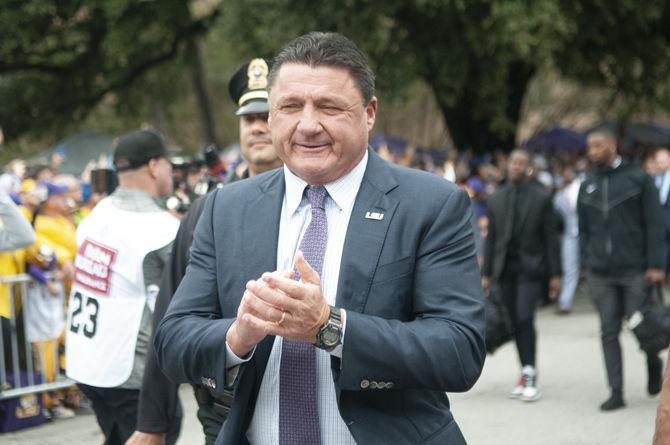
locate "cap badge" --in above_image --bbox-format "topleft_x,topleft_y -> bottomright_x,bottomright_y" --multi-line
247,58 -> 269,90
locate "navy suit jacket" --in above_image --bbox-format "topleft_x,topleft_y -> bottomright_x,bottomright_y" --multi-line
483,182 -> 562,282
155,149 -> 486,444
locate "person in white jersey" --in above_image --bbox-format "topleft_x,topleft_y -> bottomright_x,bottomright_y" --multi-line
65,129 -> 179,445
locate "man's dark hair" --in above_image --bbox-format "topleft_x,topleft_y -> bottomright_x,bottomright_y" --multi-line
509,148 -> 532,163
268,32 -> 375,105
587,128 -> 617,143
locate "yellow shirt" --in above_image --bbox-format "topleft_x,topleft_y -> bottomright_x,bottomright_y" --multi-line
32,214 -> 77,265
0,207 -> 31,318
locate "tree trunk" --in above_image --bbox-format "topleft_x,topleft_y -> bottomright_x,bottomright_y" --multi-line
186,35 -> 220,148
432,61 -> 535,153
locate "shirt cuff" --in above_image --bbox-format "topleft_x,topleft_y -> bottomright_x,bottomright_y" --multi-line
328,308 -> 346,358
225,342 -> 255,385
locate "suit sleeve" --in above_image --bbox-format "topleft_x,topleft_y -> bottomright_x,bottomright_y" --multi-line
136,197 -> 207,433
469,199 -> 483,263
337,188 -> 485,392
154,191 -> 235,398
482,199 -> 495,279
543,196 -> 562,277
643,173 -> 664,270
577,185 -> 588,267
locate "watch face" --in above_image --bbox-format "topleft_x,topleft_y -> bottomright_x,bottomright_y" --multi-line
322,327 -> 340,345
323,329 -> 339,345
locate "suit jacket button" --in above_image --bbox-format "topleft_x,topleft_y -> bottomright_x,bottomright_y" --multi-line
386,381 -> 394,389
360,379 -> 370,389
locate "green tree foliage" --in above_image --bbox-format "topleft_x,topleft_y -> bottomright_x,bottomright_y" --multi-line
557,0 -> 670,119
218,0 -> 669,151
0,0 -> 220,143
1,0 -> 668,153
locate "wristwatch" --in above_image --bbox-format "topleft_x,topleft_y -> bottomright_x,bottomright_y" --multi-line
314,305 -> 343,352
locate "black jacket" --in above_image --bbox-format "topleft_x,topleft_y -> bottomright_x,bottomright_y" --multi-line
136,196 -> 207,434
577,159 -> 664,275
137,170 -> 252,435
483,181 -> 561,281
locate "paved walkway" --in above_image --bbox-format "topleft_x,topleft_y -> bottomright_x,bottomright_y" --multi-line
3,290 -> 663,444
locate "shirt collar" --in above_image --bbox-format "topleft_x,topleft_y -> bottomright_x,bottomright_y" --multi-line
283,150 -> 368,215
111,187 -> 165,212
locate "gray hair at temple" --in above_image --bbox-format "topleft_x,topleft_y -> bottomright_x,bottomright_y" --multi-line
267,32 -> 376,105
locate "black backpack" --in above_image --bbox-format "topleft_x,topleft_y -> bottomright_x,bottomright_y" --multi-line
630,285 -> 670,355
485,286 -> 514,354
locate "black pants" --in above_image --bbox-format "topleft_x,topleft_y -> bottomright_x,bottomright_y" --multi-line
193,386 -> 228,444
197,400 -> 226,444
79,384 -> 179,445
2,313 -> 26,373
499,273 -> 541,367
587,271 -> 657,392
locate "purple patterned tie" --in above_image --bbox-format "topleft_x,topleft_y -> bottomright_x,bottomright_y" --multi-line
279,185 -> 327,444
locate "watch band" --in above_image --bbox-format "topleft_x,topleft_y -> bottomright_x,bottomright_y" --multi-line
329,305 -> 342,324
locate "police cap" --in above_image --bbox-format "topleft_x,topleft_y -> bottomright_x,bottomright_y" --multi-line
228,58 -> 271,116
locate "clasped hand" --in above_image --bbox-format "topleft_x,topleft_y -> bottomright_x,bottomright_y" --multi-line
226,251 -> 329,358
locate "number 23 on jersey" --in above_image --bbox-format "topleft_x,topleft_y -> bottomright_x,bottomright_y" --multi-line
68,291 -> 99,339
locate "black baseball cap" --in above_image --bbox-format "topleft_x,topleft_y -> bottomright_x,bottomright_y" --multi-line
113,130 -> 168,172
228,58 -> 271,116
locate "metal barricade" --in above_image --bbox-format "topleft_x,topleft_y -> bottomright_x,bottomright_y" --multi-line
0,273 -> 75,401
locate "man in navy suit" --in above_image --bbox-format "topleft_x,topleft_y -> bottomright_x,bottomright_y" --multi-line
654,147 -> 670,272
155,32 -> 485,444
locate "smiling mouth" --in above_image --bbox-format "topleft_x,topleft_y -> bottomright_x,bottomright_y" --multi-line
295,142 -> 330,149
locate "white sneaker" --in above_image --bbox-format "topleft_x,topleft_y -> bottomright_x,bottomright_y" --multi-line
509,376 -> 525,399
519,366 -> 541,402
520,383 -> 541,401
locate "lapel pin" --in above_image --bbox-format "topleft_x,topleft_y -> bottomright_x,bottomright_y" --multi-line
365,211 -> 384,220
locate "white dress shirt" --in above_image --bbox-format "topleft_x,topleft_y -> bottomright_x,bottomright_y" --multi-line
240,152 -> 367,444
657,170 -> 670,205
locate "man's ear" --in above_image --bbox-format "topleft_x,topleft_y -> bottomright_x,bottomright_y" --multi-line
365,96 -> 377,131
146,159 -> 159,179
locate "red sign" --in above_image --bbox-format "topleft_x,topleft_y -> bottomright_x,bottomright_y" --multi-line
73,238 -> 118,295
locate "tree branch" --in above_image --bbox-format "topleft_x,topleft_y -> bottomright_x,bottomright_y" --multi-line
87,9 -> 220,104
0,62 -> 69,74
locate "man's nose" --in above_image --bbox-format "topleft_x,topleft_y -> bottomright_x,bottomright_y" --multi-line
296,105 -> 322,135
250,118 -> 268,133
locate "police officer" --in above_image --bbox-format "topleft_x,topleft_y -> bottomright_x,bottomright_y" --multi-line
226,57 -> 282,182
129,58 -> 281,445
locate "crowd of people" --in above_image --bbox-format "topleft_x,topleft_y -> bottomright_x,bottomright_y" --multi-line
0,30 -> 669,444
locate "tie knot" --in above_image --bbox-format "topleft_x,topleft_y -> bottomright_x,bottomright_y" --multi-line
305,185 -> 327,210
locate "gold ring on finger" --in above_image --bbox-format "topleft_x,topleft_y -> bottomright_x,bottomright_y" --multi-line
276,311 -> 287,325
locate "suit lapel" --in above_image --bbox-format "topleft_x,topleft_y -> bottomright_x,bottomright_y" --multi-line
335,149 -> 399,313
500,185 -> 514,242
242,170 -> 284,282
516,184 -> 534,233
241,171 -> 284,379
